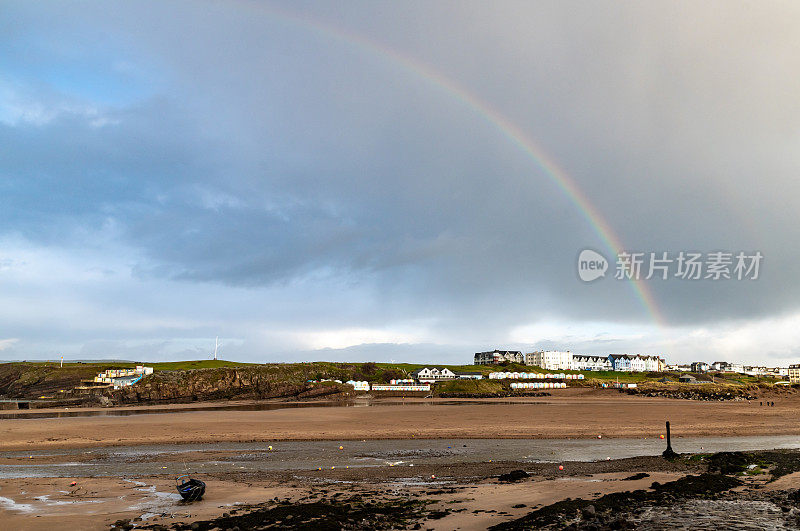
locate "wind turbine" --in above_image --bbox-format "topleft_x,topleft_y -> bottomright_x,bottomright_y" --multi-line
213,336 -> 220,361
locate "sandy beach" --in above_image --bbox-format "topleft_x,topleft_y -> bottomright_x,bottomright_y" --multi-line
3,392 -> 800,528
3,450 -> 799,530
0,390 -> 796,451
0,462 -> 691,530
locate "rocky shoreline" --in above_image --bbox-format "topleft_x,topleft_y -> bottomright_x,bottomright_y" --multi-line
121,450 -> 800,530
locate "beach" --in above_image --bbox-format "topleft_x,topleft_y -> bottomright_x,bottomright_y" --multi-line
2,391 -> 800,528
0,389 -> 796,451
2,445 -> 800,529
0,467 -> 691,530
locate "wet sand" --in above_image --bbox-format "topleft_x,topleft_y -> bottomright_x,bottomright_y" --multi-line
3,391 -> 800,528
1,433 -> 799,528
1,390 -> 797,451
4,451 -> 789,530
0,476 -> 304,531
5,437 -> 800,479
0,465 -> 689,530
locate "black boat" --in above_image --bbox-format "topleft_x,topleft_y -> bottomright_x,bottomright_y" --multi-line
176,475 -> 206,501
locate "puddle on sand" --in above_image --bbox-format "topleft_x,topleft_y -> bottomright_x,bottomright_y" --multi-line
4,436 -> 800,479
0,496 -> 34,513
125,480 -> 183,520
32,494 -> 103,507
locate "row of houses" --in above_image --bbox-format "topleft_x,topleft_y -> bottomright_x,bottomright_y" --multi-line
369,384 -> 431,392
489,372 -> 585,380
346,380 -> 370,391
669,362 -> 788,377
345,380 -> 431,392
342,367 -> 483,392
91,365 -> 154,389
474,350 -> 665,372
410,367 -> 483,382
473,350 -> 794,379
511,382 -> 567,389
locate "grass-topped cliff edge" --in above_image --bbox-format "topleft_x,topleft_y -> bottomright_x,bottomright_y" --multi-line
0,360 -> 792,404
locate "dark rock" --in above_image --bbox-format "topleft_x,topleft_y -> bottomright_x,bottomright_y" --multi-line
498,470 -> 530,482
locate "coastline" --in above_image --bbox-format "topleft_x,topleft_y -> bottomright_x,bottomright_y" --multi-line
1,391 -> 798,451
2,449 -> 799,530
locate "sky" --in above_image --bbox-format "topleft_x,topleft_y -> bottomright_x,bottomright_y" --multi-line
1,1 -> 800,365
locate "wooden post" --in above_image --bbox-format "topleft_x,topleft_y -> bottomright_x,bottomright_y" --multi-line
662,420 -> 677,458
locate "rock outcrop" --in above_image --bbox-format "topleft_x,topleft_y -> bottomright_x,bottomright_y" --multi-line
107,367 -> 354,404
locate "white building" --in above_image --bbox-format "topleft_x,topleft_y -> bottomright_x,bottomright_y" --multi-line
643,356 -> 663,372
346,380 -> 370,391
571,355 -> 612,371
744,366 -> 769,376
609,354 -> 663,372
789,365 -> 800,384
711,362 -> 746,373
526,351 -> 573,371
411,367 -> 456,383
474,350 -> 524,365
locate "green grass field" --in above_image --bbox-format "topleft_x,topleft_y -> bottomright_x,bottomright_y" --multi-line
1,359 -> 784,390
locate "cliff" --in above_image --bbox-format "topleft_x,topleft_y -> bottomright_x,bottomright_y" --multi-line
0,362 -> 102,399
108,367 -> 355,404
0,361 -> 406,404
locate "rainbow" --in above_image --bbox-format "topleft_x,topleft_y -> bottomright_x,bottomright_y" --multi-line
238,1 -> 666,326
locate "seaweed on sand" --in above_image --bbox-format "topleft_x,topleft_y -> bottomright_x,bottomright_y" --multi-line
489,469 -> 742,530
145,497 -> 436,531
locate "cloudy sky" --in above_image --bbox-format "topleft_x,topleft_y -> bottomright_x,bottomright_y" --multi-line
2,1 -> 799,365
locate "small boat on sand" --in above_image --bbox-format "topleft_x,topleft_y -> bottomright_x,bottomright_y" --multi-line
176,475 -> 206,501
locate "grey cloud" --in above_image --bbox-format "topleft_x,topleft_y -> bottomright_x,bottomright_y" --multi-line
1,0 -> 800,363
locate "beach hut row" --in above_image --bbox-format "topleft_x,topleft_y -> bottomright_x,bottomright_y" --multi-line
370,384 -> 431,392
345,380 -> 370,391
602,382 -> 637,389
489,372 -> 585,380
510,382 -> 567,389
93,366 -> 154,386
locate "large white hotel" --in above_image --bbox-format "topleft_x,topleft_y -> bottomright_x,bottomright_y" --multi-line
526,351 -> 664,372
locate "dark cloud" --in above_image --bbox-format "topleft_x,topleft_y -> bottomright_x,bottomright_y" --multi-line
1,1 -> 799,362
